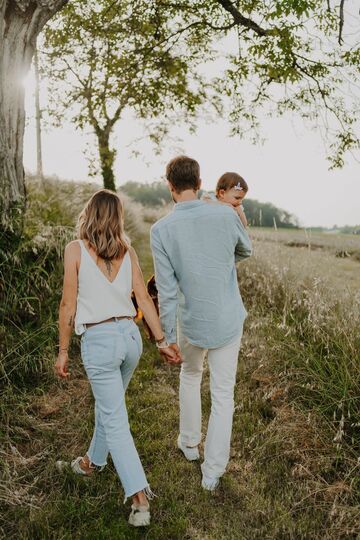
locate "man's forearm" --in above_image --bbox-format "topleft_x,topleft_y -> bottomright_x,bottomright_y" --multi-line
150,226 -> 179,344
158,295 -> 178,344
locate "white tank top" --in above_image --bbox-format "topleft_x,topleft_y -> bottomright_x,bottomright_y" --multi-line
74,240 -> 136,335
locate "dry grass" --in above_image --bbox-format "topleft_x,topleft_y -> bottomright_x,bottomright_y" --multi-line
251,227 -> 360,253
250,228 -> 360,294
25,174 -> 143,240
1,211 -> 359,538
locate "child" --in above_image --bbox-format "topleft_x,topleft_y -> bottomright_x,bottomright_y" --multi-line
202,172 -> 248,228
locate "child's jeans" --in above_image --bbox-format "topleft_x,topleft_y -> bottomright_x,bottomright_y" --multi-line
81,318 -> 148,499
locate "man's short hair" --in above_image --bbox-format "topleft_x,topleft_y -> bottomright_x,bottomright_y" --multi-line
166,155 -> 200,193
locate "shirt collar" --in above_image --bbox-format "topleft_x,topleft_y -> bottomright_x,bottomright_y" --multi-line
173,199 -> 204,211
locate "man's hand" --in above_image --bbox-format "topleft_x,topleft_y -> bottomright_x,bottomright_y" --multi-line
55,351 -> 70,378
169,343 -> 182,364
159,343 -> 182,365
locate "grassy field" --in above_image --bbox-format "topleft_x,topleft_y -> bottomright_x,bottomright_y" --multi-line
250,227 -> 360,294
1,188 -> 359,539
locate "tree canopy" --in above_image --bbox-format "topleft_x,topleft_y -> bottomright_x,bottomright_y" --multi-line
242,198 -> 298,228
43,0 -> 360,186
42,0 -> 212,189
184,0 -> 359,168
1,0 -> 359,232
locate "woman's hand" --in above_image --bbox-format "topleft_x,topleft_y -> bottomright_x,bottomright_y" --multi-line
159,344 -> 182,365
55,351 -> 70,378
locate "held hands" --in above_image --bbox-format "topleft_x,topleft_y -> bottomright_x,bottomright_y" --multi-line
55,351 -> 70,378
159,343 -> 182,365
55,340 -> 182,376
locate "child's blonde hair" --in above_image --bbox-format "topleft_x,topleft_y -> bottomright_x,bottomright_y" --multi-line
216,172 -> 248,196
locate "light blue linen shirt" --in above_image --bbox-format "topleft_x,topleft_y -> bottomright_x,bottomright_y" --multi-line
150,199 -> 252,349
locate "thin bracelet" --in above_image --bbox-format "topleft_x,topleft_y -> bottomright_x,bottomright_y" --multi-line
58,348 -> 68,352
156,339 -> 169,349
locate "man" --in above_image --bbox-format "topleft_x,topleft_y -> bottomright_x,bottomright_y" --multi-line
150,155 -> 252,491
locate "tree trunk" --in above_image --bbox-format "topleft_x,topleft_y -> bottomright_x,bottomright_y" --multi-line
97,129 -> 116,191
0,0 -> 66,234
34,43 -> 43,181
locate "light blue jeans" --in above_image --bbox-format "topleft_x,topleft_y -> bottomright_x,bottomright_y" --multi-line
81,319 -> 148,499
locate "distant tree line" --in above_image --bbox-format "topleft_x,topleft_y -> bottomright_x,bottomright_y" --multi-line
120,181 -> 298,228
242,199 -> 299,229
308,225 -> 360,235
331,225 -> 360,235
121,181 -> 172,207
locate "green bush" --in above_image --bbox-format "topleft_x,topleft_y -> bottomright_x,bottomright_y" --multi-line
0,226 -> 71,387
0,176 -> 142,388
26,175 -> 141,237
120,180 -> 171,207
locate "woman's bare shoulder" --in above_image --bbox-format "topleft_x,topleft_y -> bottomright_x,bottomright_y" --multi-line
65,239 -> 81,249
64,240 -> 81,259
128,245 -> 138,261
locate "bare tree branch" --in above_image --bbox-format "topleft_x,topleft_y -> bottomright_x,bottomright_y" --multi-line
215,0 -> 274,36
62,57 -> 87,88
100,43 -> 110,123
108,102 -> 124,129
293,59 -> 346,131
338,0 -> 346,45
84,64 -> 102,136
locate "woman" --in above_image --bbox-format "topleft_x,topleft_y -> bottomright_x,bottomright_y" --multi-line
55,189 -> 179,527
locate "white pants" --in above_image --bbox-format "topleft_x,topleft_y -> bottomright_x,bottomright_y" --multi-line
179,329 -> 243,479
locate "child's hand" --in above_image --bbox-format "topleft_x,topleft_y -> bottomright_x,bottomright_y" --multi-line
235,205 -> 248,227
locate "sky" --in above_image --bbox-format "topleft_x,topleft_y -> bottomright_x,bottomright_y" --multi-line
22,9 -> 360,229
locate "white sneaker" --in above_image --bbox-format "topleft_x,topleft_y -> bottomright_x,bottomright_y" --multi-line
55,460 -> 70,473
128,504 -> 151,527
177,435 -> 200,461
70,456 -> 92,475
56,457 -> 105,475
201,475 -> 220,491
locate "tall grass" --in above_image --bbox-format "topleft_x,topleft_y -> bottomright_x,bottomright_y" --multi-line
240,247 -> 360,453
0,176 -> 141,388
1,188 -> 359,538
0,228 -> 69,387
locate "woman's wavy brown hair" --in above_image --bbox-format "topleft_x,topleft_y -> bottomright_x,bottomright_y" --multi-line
77,189 -> 130,260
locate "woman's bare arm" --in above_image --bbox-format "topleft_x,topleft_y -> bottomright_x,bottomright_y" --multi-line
129,247 -> 181,364
55,241 -> 79,378
129,246 -> 167,341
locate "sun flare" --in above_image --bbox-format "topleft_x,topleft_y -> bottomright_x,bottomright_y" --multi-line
21,69 -> 35,94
